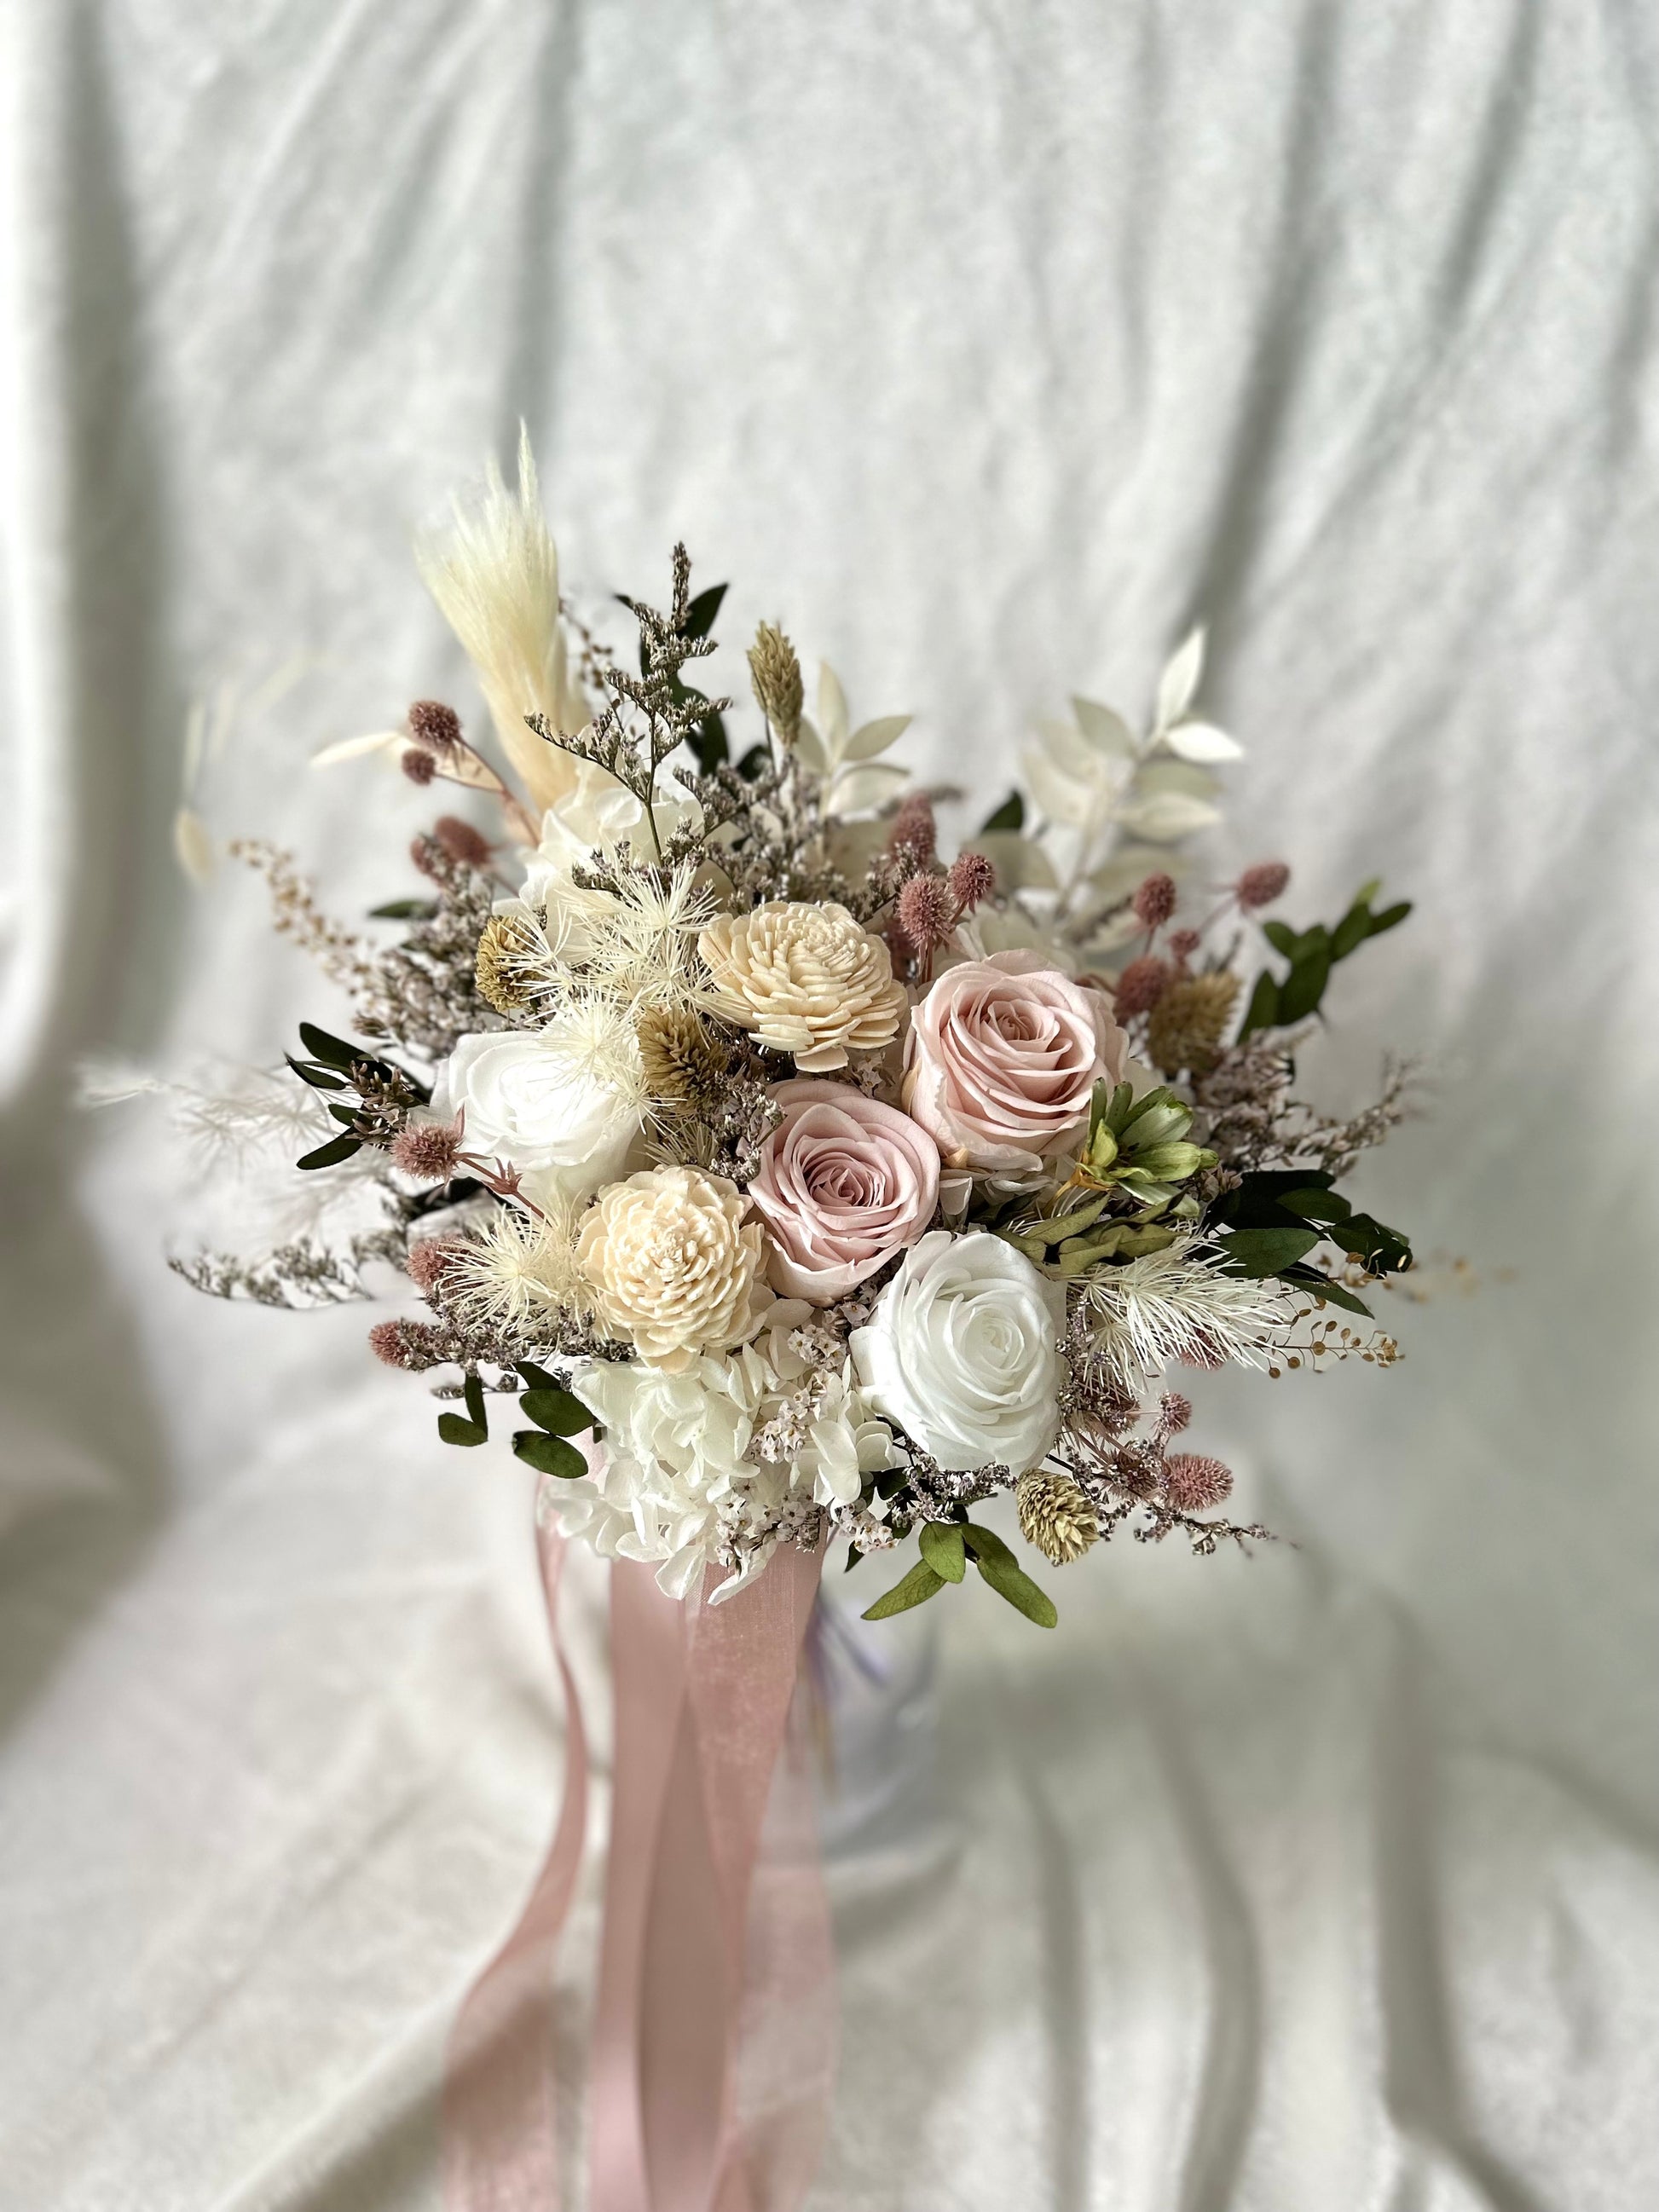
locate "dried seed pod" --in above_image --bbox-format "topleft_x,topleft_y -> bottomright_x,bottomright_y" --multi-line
1146,972 -> 1240,1076
747,621 -> 804,745
1016,1467 -> 1101,1565
474,910 -> 541,1015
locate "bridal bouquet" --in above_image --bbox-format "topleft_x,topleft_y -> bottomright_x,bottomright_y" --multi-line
163,440 -> 1416,1632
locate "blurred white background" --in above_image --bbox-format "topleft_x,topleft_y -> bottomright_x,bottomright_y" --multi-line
3,3 -> 1657,2207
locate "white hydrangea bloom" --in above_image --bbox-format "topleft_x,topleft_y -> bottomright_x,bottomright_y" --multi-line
544,1308 -> 894,1600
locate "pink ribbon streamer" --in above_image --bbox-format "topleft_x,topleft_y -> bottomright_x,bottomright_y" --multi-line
444,1528 -> 834,2212
442,1523 -> 588,2211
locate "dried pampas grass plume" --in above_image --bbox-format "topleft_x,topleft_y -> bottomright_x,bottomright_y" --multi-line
415,426 -> 589,820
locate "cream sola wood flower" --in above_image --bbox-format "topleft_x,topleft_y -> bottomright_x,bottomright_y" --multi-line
577,1165 -> 774,1370
697,902 -> 909,1071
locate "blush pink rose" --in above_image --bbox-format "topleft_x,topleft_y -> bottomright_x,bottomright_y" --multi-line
749,1079 -> 941,1304
904,949 -> 1126,1175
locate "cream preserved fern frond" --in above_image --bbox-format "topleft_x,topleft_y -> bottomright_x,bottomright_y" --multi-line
1072,1239 -> 1294,1391
494,866 -> 722,1023
443,1196 -> 592,1337
415,426 -> 589,819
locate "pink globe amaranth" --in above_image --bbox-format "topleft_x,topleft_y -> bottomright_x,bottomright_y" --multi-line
748,1079 -> 941,1304
903,948 -> 1127,1176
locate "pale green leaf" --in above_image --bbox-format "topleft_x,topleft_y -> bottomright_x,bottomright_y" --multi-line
833,761 -> 910,815
841,713 -> 912,762
1116,790 -> 1223,841
817,664 -> 849,751
1071,696 -> 1136,758
1160,719 -> 1243,764
1155,627 -> 1205,731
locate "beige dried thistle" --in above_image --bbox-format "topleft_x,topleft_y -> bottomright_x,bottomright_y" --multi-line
475,910 -> 542,1015
637,1006 -> 732,1110
748,621 -> 804,745
1147,971 -> 1240,1077
1016,1467 -> 1101,1565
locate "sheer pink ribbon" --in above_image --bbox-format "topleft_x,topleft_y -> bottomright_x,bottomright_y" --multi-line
443,1527 -> 834,2212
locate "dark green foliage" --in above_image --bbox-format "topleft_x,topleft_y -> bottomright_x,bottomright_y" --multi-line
1238,883 -> 1413,1038
296,1133 -> 362,1170
520,1388 -> 594,1436
1211,1168 -> 1413,1308
512,1431 -> 587,1480
639,580 -> 730,770
980,791 -> 1024,833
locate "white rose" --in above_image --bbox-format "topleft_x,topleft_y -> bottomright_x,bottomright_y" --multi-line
521,761 -> 701,904
850,1230 -> 1066,1473
432,1017 -> 640,1204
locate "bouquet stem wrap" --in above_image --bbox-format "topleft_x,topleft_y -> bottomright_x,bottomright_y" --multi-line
445,1529 -> 834,2212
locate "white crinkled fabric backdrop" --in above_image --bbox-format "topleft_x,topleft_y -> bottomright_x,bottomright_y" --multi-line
3,3 -> 1657,2207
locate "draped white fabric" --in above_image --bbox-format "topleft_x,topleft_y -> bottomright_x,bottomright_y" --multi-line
3,3 -> 1658,2205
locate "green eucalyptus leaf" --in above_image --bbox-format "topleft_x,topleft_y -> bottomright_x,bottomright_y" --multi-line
862,1558 -> 947,1620
296,1133 -> 363,1170
1239,971 -> 1280,1037
285,1054 -> 350,1091
367,898 -> 439,921
683,581 -> 728,638
1262,920 -> 1298,958
980,791 -> 1025,833
968,1536 -> 1058,1628
463,1373 -> 488,1431
960,1522 -> 1014,1568
691,711 -> 729,772
517,1361 -> 559,1391
1275,949 -> 1332,1024
918,1522 -> 967,1583
1366,900 -> 1412,936
438,1412 -> 488,1447
512,1430 -> 587,1479
298,1022 -> 362,1071
1332,1213 -> 1413,1272
1222,1225 -> 1321,1274
1279,1186 -> 1352,1222
735,742 -> 771,779
1276,1264 -> 1374,1317
1330,903 -> 1373,960
521,1387 -> 594,1435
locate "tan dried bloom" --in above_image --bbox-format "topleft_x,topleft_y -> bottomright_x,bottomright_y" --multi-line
748,622 -> 804,745
1017,1468 -> 1100,1565
637,1007 -> 731,1110
697,902 -> 908,1072
576,1165 -> 773,1370
475,910 -> 542,1014
1147,972 -> 1240,1077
